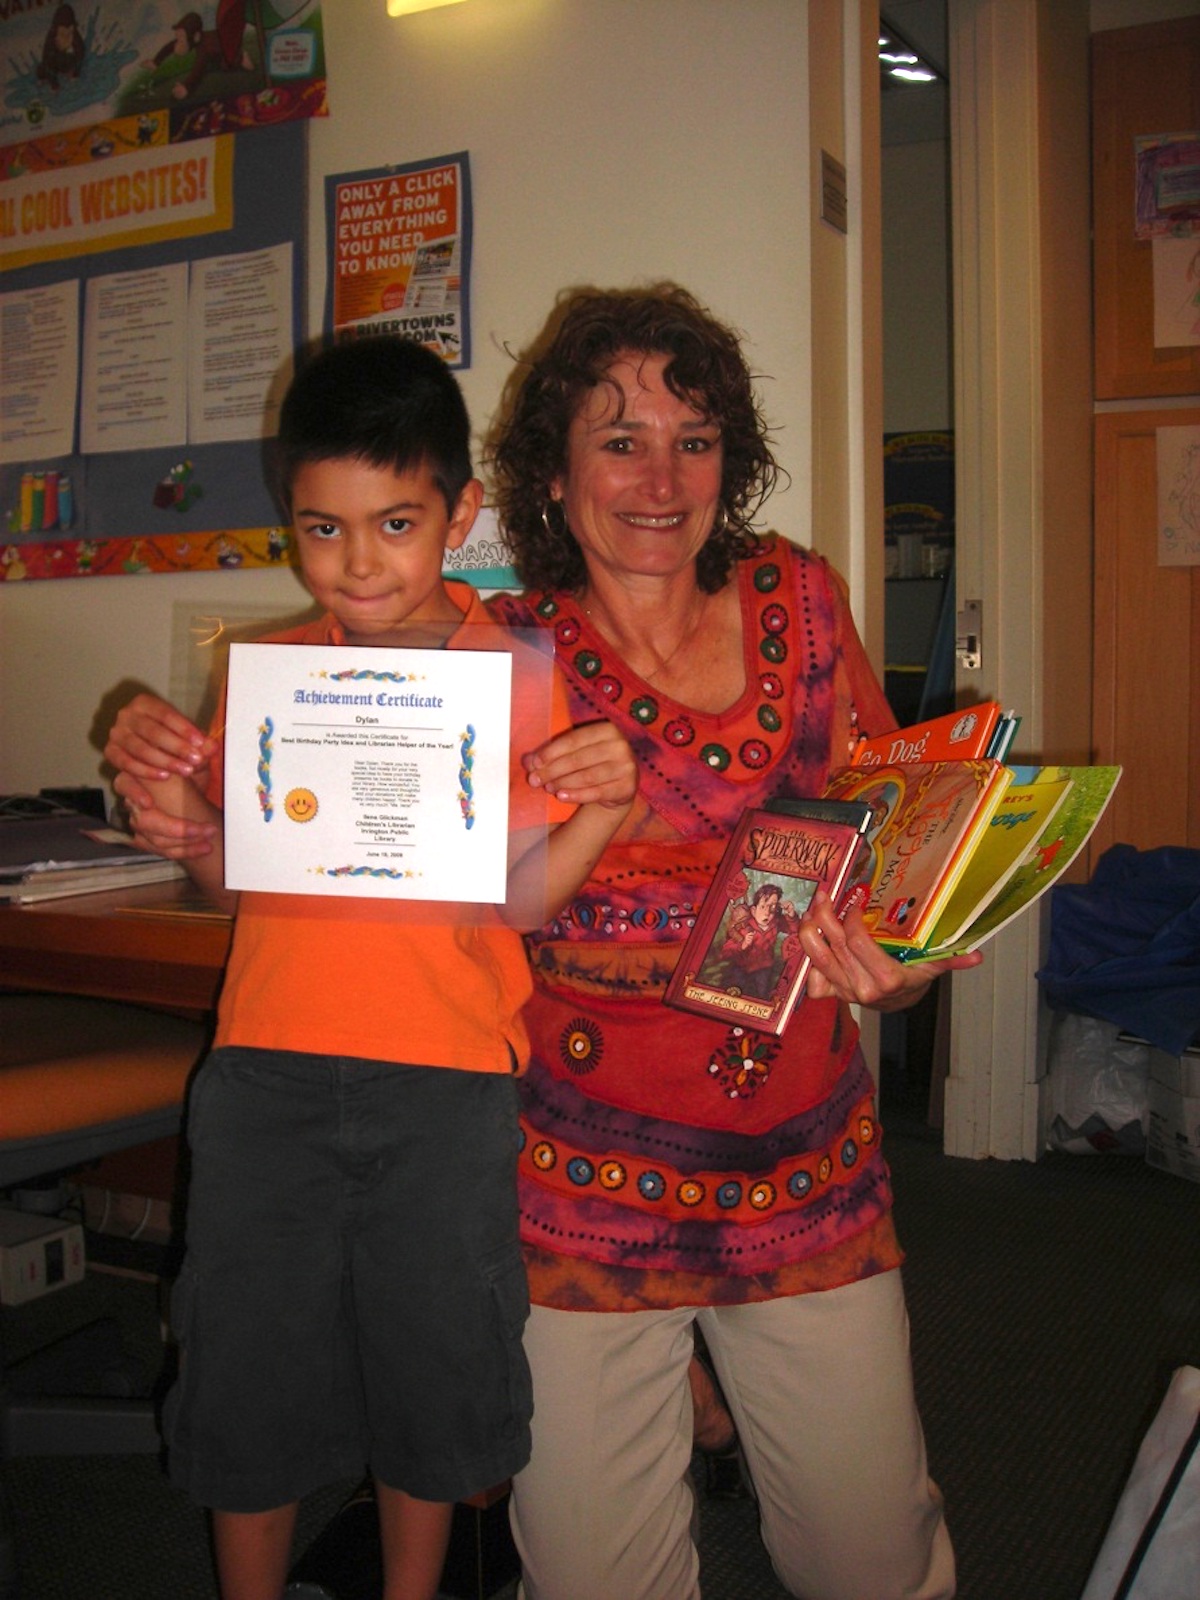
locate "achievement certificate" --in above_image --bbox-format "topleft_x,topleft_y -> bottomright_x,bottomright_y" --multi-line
222,642 -> 513,903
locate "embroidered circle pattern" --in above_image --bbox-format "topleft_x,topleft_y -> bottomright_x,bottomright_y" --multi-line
535,551 -> 795,781
560,1018 -> 603,1074
708,1027 -> 781,1100
519,1108 -> 878,1221
787,1169 -> 813,1200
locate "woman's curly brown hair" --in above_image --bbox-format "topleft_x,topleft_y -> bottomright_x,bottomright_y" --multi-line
485,283 -> 780,594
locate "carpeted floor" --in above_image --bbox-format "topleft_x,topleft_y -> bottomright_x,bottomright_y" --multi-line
4,1123 -> 1199,1600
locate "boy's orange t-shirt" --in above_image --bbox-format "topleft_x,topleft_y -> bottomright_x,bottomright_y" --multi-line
206,581 -> 572,1074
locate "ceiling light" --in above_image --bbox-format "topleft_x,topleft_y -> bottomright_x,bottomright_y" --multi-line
878,19 -> 946,89
387,0 -> 467,16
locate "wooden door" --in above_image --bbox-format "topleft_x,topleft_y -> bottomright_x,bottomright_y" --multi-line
1091,410 -> 1200,855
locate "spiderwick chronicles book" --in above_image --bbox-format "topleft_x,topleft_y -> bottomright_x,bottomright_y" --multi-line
664,800 -> 872,1036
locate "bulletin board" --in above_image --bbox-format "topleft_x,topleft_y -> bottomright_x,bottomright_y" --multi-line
1092,18 -> 1200,400
0,119 -> 305,582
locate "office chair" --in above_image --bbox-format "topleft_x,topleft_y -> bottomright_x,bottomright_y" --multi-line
0,994 -> 206,1600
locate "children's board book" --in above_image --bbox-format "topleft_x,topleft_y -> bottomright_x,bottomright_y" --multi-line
851,702 -> 1003,767
664,799 -> 872,1035
898,764 -> 1122,963
822,758 -> 1014,953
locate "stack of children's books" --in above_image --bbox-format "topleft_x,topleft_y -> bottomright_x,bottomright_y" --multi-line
665,702 -> 1121,1035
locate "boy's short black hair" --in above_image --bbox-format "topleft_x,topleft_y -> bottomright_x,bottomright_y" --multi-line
273,334 -> 474,516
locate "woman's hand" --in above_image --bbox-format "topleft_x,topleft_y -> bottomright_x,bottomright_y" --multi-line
524,721 -> 639,811
114,771 -> 219,861
107,694 -> 219,859
797,888 -> 983,1012
106,693 -> 215,783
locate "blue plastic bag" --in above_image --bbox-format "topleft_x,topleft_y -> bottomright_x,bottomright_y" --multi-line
1036,845 -> 1200,1057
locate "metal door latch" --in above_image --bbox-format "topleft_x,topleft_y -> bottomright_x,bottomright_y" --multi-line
956,599 -> 982,670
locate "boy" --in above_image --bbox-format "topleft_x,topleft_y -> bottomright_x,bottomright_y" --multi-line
109,336 -> 636,1600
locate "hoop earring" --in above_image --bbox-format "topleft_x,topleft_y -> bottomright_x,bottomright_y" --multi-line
542,502 -> 564,538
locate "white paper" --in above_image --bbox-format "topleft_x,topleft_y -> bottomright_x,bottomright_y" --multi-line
81,264 -> 188,454
222,642 -> 513,902
0,282 -> 79,463
1152,236 -> 1200,349
187,244 -> 294,444
1156,424 -> 1200,567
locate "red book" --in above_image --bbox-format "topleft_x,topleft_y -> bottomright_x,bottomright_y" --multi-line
851,702 -> 1003,768
664,800 -> 871,1035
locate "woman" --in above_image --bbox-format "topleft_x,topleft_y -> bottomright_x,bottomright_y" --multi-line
107,285 -> 978,1600
485,284 -> 979,1600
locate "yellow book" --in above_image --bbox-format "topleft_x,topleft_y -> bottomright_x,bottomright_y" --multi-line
922,770 -> 1074,950
822,758 -> 1014,952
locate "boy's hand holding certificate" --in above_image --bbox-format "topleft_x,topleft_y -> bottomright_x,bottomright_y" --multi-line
222,642 -> 513,903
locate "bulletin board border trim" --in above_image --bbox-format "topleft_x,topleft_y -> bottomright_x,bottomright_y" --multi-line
1,525 -> 292,583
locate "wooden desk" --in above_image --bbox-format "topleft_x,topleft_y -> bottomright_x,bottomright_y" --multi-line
0,879 -> 231,1013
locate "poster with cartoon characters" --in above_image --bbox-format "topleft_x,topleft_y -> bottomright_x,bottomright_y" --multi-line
1,1 -> 326,189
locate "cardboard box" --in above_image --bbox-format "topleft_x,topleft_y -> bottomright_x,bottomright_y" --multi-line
1145,1078 -> 1200,1186
0,1207 -> 85,1305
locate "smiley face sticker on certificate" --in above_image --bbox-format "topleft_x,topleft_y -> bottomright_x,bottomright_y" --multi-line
283,788 -> 319,823
221,643 -> 513,903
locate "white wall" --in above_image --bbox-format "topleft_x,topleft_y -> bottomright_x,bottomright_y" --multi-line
0,0 -> 815,800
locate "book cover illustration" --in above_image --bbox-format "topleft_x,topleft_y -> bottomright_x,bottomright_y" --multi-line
664,805 -> 871,1035
851,702 -> 1003,767
905,765 -> 1122,962
822,758 -> 1013,951
918,768 -> 1075,951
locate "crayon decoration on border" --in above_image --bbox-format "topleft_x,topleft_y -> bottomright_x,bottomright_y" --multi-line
458,723 -> 476,829
256,716 -> 274,820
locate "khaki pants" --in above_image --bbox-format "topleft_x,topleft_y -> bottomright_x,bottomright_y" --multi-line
512,1270 -> 954,1600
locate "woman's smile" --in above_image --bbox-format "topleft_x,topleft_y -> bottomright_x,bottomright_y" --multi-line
552,351 -> 723,582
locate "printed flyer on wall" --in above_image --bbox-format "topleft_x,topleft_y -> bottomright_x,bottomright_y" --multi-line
325,152 -> 472,366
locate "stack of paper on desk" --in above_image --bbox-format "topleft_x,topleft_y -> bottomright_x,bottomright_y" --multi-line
0,860 -> 186,904
0,811 -> 183,902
